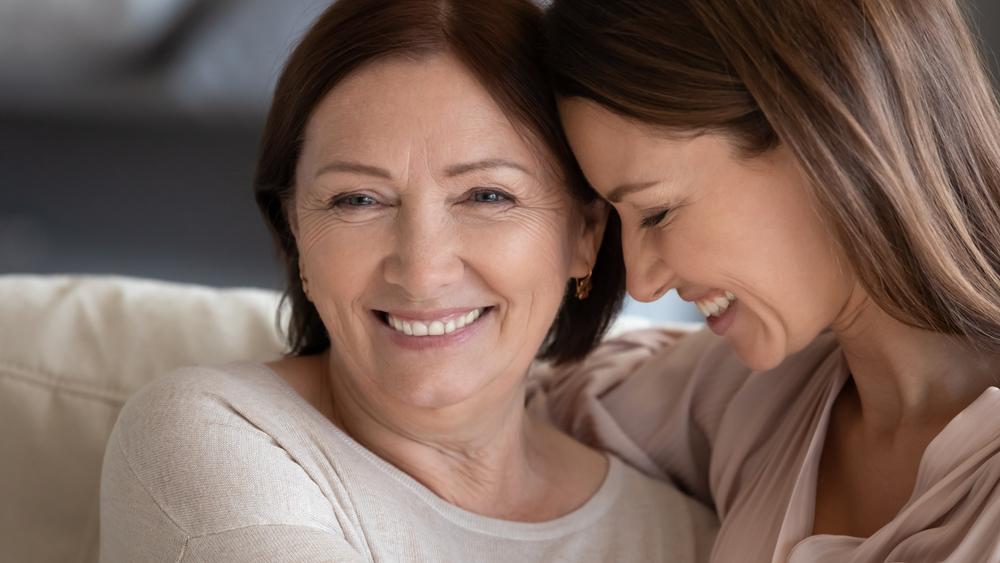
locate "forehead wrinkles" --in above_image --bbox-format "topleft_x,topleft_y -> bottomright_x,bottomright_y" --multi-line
301,60 -> 566,194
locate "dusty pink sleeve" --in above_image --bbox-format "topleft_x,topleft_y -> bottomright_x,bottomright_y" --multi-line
531,328 -> 751,508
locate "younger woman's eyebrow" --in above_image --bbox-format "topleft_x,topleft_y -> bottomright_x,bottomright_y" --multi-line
606,180 -> 659,203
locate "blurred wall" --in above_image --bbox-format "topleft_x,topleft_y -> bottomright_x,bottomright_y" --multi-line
2,0 -> 999,322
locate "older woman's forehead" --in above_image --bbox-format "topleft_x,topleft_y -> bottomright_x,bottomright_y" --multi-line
299,55 -> 554,178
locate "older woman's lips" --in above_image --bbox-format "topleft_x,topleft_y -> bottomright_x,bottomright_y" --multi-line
383,308 -> 484,336
375,307 -> 491,350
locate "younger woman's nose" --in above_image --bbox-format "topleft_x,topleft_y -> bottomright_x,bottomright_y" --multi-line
622,228 -> 675,302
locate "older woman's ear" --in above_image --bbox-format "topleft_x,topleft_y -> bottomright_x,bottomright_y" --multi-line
570,200 -> 609,278
284,196 -> 301,240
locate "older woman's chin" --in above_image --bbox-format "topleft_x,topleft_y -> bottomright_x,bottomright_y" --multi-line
366,367 -> 518,410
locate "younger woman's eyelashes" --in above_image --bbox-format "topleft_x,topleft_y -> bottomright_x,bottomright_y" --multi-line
640,207 -> 672,229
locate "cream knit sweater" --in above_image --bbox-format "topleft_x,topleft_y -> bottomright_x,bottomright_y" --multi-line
100,362 -> 717,562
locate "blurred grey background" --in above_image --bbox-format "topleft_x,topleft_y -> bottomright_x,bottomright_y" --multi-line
2,0 -> 999,322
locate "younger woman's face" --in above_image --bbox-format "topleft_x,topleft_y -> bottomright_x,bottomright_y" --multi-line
559,98 -> 854,370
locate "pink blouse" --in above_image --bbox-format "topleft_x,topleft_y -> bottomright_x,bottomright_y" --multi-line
532,328 -> 1000,562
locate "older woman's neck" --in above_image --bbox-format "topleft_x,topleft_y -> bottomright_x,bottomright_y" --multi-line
319,352 -> 602,521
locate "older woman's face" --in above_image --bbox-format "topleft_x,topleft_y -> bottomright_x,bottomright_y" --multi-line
291,55 -> 599,408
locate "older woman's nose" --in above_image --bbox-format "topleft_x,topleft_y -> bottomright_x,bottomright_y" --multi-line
382,210 -> 464,300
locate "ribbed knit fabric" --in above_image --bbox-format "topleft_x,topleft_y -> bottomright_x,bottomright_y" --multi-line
100,362 -> 717,562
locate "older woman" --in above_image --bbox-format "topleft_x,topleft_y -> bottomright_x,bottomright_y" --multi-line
541,0 -> 1000,561
98,0 -> 716,561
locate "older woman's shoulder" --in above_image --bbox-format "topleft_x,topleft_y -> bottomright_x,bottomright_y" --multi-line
119,362 -> 289,422
104,361 -> 354,548
112,360 -> 325,470
609,456 -> 719,562
110,362 -> 303,476
101,361 -> 367,561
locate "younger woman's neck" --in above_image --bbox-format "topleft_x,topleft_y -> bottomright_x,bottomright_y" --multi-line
832,291 -> 999,432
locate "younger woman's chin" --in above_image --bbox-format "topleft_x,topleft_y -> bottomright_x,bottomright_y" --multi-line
731,338 -> 788,372
738,354 -> 784,372
731,327 -> 822,372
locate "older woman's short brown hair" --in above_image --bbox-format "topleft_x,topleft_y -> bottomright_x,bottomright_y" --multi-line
254,0 -> 625,364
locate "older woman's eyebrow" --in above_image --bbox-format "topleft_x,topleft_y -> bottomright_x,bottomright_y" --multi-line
445,158 -> 531,178
314,159 -> 530,180
315,160 -> 393,180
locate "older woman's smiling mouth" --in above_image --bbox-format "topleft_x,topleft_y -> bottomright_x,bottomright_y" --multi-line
380,308 -> 490,337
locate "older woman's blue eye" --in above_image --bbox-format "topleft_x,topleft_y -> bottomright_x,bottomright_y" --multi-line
472,190 -> 510,203
350,195 -> 377,206
332,194 -> 377,208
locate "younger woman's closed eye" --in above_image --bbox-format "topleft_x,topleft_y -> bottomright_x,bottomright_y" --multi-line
640,207 -> 671,229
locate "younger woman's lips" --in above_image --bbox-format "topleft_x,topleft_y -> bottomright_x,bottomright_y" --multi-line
706,299 -> 737,336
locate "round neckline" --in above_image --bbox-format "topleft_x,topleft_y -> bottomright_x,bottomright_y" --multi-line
248,361 -> 624,541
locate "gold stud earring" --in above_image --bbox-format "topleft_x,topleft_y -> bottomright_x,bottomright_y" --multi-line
575,273 -> 592,300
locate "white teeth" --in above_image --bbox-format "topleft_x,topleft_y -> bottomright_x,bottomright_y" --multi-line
385,308 -> 485,337
464,309 -> 481,326
696,292 -> 736,319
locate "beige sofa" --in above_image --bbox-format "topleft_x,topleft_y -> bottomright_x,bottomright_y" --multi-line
0,274 -> 683,563
0,275 -> 287,563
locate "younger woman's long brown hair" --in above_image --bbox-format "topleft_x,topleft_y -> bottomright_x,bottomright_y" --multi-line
545,0 -> 1000,350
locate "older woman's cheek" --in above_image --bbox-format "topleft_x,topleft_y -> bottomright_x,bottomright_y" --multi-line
298,216 -> 389,338
467,207 -> 576,338
497,203 -> 578,267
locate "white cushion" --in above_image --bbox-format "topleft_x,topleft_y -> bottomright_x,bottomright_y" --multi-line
0,275 -> 286,563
